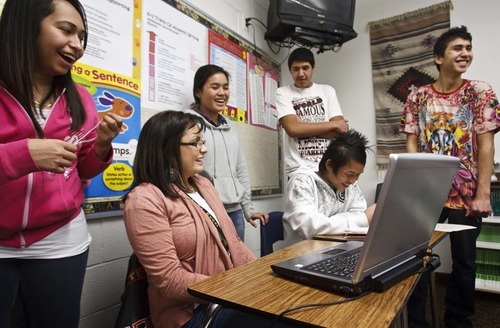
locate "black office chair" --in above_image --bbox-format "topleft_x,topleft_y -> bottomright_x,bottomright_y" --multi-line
260,211 -> 284,257
114,253 -> 152,328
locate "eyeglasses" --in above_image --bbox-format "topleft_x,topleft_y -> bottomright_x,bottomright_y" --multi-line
180,140 -> 206,149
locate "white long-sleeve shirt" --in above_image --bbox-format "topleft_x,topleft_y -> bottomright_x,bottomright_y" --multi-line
283,167 -> 369,246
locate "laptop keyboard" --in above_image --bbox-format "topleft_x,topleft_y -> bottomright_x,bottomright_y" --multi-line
303,251 -> 360,278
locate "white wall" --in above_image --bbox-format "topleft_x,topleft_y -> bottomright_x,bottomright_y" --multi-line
79,0 -> 500,326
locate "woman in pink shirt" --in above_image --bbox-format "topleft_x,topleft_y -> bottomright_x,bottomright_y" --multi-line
124,110 -> 299,328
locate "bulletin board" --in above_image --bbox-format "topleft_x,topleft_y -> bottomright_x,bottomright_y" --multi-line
71,0 -> 282,215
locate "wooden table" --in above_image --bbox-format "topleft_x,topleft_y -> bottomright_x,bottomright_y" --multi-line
188,231 -> 447,328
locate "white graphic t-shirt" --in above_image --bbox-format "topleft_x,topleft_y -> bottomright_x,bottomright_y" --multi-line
276,83 -> 343,175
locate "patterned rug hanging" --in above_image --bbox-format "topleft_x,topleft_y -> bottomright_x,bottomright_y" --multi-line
368,1 -> 452,168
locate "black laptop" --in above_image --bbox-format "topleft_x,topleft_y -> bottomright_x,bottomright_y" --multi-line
271,153 -> 460,295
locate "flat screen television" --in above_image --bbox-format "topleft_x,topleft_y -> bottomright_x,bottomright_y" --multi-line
265,0 -> 357,48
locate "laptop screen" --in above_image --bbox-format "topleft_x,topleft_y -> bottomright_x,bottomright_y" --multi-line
352,153 -> 459,282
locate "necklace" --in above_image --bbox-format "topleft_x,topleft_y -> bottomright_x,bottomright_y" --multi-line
33,89 -> 55,108
34,99 -> 53,109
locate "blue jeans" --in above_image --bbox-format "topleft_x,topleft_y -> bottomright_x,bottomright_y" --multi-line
212,307 -> 302,327
0,249 -> 89,328
183,305 -> 301,328
228,209 -> 245,241
182,304 -> 209,328
408,209 -> 481,328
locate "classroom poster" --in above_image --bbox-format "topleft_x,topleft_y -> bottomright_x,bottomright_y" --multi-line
72,63 -> 141,214
80,0 -> 135,77
141,0 -> 207,111
248,52 -> 279,130
208,30 -> 248,122
74,0 -> 141,213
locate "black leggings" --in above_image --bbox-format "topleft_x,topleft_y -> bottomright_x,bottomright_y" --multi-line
0,249 -> 89,328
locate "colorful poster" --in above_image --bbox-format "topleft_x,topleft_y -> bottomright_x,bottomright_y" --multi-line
72,63 -> 141,214
208,30 -> 248,123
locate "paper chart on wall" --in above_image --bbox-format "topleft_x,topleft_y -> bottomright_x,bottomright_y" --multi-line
248,52 -> 279,130
249,72 -> 266,124
248,75 -> 278,130
80,0 -> 134,77
141,0 -> 207,111
208,30 -> 247,122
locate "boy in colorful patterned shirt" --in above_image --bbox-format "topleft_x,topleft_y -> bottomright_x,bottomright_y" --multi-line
399,26 -> 500,327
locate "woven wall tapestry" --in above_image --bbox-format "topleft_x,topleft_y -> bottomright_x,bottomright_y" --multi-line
368,1 -> 452,167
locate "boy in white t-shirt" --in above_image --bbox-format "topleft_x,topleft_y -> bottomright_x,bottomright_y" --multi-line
276,48 -> 349,176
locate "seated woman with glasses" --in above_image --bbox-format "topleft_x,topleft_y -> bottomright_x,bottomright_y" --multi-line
123,110 -> 297,328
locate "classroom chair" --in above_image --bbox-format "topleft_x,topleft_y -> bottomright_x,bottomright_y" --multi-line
116,253 -> 219,328
260,211 -> 284,257
115,253 -> 152,328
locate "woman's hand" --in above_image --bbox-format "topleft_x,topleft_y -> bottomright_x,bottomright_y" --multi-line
28,139 -> 77,173
94,113 -> 123,161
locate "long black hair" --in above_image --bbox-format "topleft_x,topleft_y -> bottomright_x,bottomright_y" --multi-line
0,0 -> 89,137
130,110 -> 206,199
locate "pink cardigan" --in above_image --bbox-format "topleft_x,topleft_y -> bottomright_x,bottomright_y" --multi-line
123,175 -> 256,328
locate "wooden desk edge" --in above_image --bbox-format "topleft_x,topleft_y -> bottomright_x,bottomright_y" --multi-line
187,232 -> 448,327
429,230 -> 448,248
187,274 -> 320,327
